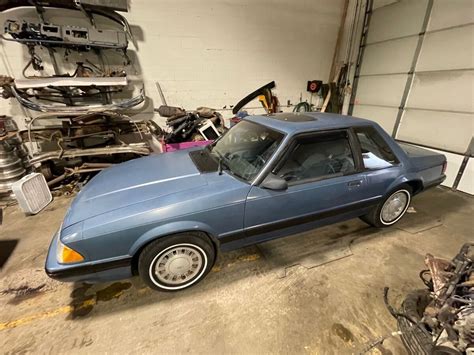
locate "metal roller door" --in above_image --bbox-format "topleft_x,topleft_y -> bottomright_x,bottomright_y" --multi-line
350,0 -> 474,194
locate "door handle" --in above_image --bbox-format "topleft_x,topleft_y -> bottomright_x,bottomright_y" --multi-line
347,179 -> 363,187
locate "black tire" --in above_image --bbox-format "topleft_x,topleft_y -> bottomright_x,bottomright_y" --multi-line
138,232 -> 215,292
360,184 -> 412,228
398,289 -> 434,355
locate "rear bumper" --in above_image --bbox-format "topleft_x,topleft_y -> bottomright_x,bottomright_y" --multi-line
45,230 -> 133,283
423,174 -> 446,190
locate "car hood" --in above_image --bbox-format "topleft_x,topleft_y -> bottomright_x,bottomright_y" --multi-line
62,150 -> 206,228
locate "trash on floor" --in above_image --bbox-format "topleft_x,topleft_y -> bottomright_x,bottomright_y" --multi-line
386,243 -> 474,354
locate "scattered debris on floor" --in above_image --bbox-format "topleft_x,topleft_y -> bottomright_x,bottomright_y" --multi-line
386,243 -> 474,354
0,268 -> 57,306
1,284 -> 45,305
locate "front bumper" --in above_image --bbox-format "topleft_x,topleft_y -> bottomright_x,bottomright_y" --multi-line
45,230 -> 133,283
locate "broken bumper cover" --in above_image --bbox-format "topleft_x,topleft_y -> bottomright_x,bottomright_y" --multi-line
28,144 -> 150,166
45,230 -> 133,283
12,86 -> 145,113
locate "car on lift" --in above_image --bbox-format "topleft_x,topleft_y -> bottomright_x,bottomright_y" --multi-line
45,112 -> 447,291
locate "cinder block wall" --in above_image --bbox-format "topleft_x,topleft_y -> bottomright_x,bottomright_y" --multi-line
0,0 -> 345,126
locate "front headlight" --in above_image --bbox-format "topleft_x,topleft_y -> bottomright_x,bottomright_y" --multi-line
56,240 -> 84,264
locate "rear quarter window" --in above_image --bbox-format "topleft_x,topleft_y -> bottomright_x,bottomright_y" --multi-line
354,126 -> 399,170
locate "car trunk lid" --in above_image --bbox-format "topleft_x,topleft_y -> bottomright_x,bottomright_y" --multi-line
399,142 -> 446,171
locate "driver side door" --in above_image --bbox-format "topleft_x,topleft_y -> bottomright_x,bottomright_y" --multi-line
243,129 -> 381,244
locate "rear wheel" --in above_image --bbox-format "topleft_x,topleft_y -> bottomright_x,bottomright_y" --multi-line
138,232 -> 215,292
360,184 -> 412,228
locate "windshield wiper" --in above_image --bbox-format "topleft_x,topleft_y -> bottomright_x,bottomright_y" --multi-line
214,151 -> 230,175
212,150 -> 247,181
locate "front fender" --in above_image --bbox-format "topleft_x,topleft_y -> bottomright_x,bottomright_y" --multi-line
129,220 -> 218,255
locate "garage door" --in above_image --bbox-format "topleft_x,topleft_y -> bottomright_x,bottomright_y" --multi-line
350,0 -> 474,194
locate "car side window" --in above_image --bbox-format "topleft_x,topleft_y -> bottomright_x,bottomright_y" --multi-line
354,126 -> 399,170
275,131 -> 355,184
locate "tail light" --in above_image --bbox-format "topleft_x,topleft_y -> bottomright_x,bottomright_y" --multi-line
442,160 -> 447,174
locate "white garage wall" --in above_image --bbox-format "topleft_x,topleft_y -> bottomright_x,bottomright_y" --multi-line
0,0 -> 345,126
351,0 -> 474,194
128,0 -> 345,113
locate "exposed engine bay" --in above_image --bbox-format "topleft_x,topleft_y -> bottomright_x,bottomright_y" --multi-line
392,243 -> 474,354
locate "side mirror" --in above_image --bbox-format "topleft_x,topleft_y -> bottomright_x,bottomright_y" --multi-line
260,173 -> 288,191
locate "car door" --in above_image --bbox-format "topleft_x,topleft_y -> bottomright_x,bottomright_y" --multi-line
243,129 -> 381,244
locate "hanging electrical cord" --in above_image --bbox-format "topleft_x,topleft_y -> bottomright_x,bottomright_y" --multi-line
359,287 -> 432,354
292,101 -> 312,112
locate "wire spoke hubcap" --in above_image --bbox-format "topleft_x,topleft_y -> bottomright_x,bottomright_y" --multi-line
381,191 -> 408,223
154,246 -> 203,285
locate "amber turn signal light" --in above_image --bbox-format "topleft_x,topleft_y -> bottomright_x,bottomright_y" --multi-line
57,241 -> 84,264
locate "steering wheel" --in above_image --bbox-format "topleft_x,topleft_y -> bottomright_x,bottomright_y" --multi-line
226,152 -> 240,161
254,155 -> 266,167
281,170 -> 299,181
326,160 -> 337,174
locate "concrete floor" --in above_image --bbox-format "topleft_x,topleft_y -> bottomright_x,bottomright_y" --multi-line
0,187 -> 472,354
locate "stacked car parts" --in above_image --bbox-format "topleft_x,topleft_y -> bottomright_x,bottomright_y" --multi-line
0,140 -> 26,193
0,1 -> 160,199
157,105 -> 224,144
0,117 -> 27,194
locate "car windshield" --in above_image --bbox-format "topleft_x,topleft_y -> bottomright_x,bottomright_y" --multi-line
208,120 -> 284,182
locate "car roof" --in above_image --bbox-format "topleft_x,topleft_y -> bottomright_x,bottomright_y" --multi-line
243,112 -> 374,135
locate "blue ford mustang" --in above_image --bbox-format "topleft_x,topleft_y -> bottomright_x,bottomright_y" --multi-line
46,112 -> 446,291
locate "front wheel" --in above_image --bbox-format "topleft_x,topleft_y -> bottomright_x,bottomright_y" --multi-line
138,232 -> 215,292
360,185 -> 412,228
